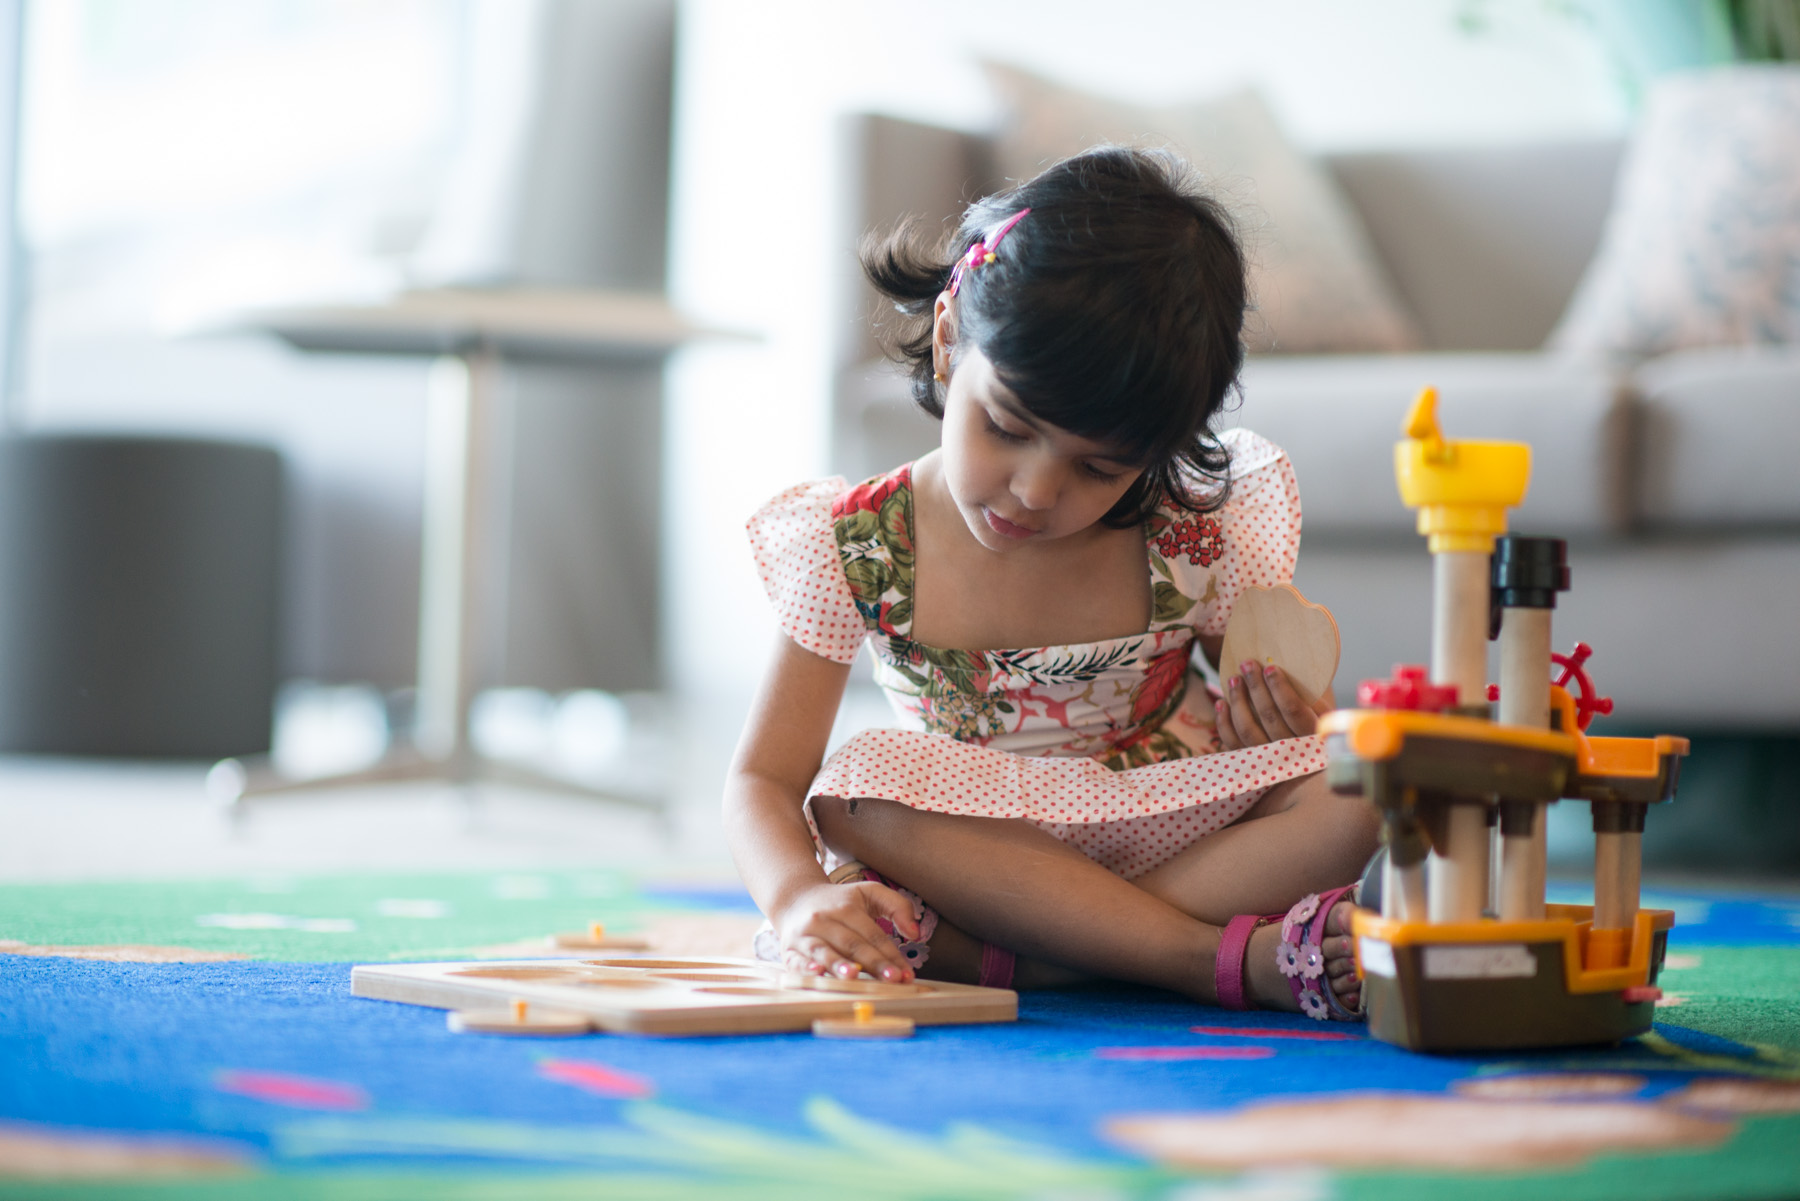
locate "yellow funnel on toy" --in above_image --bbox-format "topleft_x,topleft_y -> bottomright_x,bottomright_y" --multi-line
1395,388 -> 1531,553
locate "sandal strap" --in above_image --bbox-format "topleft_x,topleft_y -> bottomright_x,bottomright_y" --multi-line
978,943 -> 1016,989
1216,913 -> 1268,1010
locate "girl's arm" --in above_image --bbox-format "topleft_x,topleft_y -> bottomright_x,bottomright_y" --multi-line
723,635 -> 921,983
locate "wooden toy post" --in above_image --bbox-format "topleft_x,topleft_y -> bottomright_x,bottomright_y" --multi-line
1491,537 -> 1569,921
1591,800 -> 1643,968
1396,389 -> 1530,924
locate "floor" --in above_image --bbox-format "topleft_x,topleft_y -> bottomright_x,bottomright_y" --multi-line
0,684 -> 911,886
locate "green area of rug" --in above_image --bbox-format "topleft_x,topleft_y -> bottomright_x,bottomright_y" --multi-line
1338,1113 -> 1800,1201
0,869 -> 699,961
1656,945 -> 1800,1053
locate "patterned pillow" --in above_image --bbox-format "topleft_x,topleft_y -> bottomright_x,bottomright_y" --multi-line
984,62 -> 1422,356
1551,66 -> 1800,354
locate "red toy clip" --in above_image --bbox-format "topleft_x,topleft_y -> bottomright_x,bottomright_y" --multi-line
1358,665 -> 1459,712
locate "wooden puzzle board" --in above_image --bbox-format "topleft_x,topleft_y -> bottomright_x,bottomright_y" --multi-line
351,956 -> 1017,1036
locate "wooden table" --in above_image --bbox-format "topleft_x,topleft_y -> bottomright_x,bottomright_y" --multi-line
207,287 -> 718,812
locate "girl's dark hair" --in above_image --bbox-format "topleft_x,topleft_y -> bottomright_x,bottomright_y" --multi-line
860,145 -> 1245,526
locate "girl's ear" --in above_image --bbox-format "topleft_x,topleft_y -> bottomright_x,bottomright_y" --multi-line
930,292 -> 957,382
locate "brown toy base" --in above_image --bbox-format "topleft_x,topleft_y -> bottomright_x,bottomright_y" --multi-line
1355,909 -> 1671,1052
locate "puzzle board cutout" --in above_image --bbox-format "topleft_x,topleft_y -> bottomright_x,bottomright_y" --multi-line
351,956 -> 1017,1036
1218,583 -> 1341,704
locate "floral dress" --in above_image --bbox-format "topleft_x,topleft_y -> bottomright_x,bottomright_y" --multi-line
746,427 -> 1328,882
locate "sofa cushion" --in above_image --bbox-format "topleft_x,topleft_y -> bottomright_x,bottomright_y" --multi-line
1325,141 -> 1621,352
983,63 -> 1421,356
1232,354 -> 1629,540
1634,345 -> 1800,527
1551,66 -> 1800,354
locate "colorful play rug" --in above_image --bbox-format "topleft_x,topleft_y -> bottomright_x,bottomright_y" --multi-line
3,870 -> 1798,1200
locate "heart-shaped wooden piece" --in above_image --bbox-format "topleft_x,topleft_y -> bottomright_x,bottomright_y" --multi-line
1218,584 -> 1340,704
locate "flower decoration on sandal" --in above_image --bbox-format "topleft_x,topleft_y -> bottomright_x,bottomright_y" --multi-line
1280,886 -> 1362,1022
1284,893 -> 1320,935
947,208 -> 1031,297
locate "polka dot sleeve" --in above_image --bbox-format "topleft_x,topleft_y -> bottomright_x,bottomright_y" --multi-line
745,477 -> 867,665
1190,429 -> 1303,637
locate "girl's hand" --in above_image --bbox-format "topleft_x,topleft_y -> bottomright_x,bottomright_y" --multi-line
776,879 -> 921,984
1215,662 -> 1333,750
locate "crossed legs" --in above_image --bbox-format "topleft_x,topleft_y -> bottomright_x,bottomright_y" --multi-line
811,770 -> 1379,1009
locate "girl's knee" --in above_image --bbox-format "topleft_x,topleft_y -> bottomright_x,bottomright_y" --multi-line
811,796 -> 897,857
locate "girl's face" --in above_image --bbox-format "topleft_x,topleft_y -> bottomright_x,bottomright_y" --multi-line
935,342 -> 1143,553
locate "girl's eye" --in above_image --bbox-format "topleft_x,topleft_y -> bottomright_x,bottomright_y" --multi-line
1081,462 -> 1125,482
984,414 -> 1029,443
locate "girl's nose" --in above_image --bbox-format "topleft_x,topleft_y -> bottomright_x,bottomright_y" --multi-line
1012,458 -> 1064,511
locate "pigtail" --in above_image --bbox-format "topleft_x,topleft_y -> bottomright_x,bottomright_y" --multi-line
859,217 -> 957,417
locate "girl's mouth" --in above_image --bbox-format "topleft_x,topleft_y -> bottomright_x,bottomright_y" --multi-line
982,507 -> 1039,539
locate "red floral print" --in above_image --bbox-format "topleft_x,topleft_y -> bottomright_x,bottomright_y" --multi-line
1154,515 -> 1225,566
1130,646 -> 1190,727
831,470 -> 905,522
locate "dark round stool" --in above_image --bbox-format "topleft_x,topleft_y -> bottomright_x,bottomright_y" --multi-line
0,434 -> 283,758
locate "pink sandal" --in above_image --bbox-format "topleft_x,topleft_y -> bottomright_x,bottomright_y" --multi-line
1216,883 -> 1361,1021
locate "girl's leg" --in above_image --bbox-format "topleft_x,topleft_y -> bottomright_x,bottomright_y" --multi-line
1132,771 -> 1380,1007
1132,771 -> 1380,923
813,796 -> 1302,1009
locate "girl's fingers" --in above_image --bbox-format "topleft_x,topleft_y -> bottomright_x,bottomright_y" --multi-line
781,947 -> 821,975
1227,670 -> 1271,744
790,924 -> 871,981
1239,662 -> 1294,740
819,915 -> 912,983
832,925 -> 910,982
1214,698 -> 1242,750
787,936 -> 843,976
861,882 -> 921,943
1259,666 -> 1316,734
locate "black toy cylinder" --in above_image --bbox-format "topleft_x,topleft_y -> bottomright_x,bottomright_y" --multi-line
0,435 -> 283,758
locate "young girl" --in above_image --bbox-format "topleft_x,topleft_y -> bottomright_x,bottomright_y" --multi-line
725,147 -> 1380,1019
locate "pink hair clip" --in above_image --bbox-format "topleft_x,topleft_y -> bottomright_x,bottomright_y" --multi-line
947,207 -> 1031,297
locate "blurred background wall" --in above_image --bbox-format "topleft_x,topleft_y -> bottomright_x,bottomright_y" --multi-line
6,0 -> 1661,707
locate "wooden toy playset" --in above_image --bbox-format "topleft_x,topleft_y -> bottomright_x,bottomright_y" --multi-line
1322,389 -> 1686,1052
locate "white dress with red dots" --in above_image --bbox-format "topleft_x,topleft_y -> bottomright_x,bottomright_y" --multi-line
746,427 -> 1327,882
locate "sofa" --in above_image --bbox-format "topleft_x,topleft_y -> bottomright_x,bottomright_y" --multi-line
830,113 -> 1800,728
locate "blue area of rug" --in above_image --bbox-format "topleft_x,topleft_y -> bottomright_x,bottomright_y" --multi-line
1,958 -> 1410,1155
0,957 -> 1782,1174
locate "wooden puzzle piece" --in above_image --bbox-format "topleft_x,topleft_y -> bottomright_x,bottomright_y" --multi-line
1218,583 -> 1340,704
548,922 -> 652,951
352,956 -> 1015,1036
812,1001 -> 915,1040
448,997 -> 592,1036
